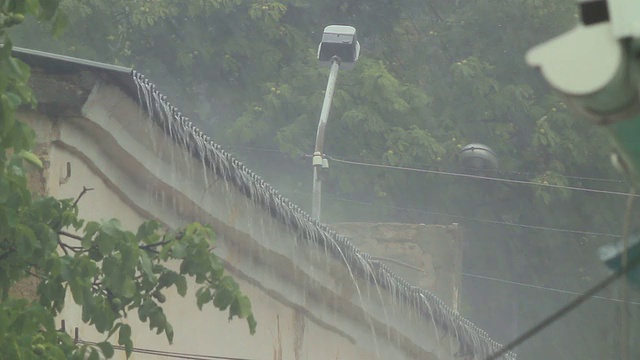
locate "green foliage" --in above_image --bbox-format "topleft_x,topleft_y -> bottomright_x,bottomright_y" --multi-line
7,3 -> 608,230
0,299 -> 76,360
0,2 -> 254,359
10,0 -> 636,357
11,0 -> 618,236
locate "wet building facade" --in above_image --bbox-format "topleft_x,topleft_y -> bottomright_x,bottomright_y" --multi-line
16,48 -> 515,360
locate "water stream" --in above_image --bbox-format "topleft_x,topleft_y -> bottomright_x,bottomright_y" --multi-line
130,70 -> 517,360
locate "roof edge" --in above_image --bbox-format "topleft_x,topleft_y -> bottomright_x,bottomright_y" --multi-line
14,48 -> 516,360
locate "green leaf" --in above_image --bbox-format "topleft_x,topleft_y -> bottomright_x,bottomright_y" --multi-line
136,220 -> 160,242
52,12 -> 69,39
121,278 -> 136,298
0,38 -> 12,61
88,348 -> 100,360
69,279 -> 85,305
83,221 -> 101,247
0,95 -> 16,135
156,271 -> 175,290
149,308 -> 166,334
102,218 -> 124,237
118,323 -> 133,357
20,0 -> 34,14
159,239 -> 172,260
195,287 -> 211,310
220,275 -> 239,291
96,233 -> 116,255
96,341 -> 114,358
171,241 -> 187,258
81,295 -> 95,323
138,300 -> 152,322
165,321 -> 174,343
139,251 -> 156,282
175,275 -> 187,297
247,314 -> 257,335
5,57 -> 30,82
38,0 -> 61,20
236,295 -> 252,318
213,287 -> 234,310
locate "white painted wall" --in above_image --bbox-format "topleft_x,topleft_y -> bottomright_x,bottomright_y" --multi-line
23,78 -> 458,360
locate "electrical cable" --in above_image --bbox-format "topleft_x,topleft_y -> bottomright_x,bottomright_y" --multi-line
222,145 -> 625,184
484,253 -> 640,360
618,188 -> 635,360
237,146 -> 630,197
77,339 -> 255,360
329,157 -> 638,198
223,146 -> 636,355
369,256 -> 640,305
290,190 -> 621,238
462,272 -> 640,305
310,155 -> 640,356
328,154 -> 624,184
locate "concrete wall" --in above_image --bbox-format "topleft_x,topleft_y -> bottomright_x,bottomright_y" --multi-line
18,72 -> 462,360
330,223 -> 462,311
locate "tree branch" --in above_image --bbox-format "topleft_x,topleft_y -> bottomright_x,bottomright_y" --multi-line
24,268 -> 47,281
58,240 -> 85,254
58,230 -> 83,242
58,240 -> 69,255
139,239 -> 171,251
73,186 -> 94,207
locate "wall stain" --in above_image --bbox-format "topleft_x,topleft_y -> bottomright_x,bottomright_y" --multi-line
273,315 -> 282,360
293,310 -> 305,360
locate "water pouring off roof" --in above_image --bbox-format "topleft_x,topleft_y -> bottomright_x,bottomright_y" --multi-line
13,47 -> 516,360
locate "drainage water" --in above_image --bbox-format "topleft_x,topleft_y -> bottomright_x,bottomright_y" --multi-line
130,71 -> 516,360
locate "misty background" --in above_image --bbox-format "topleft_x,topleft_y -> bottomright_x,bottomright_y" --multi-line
12,0 -> 640,358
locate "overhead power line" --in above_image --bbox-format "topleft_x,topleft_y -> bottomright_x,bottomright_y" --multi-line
77,339 -> 255,360
290,190 -> 620,238
226,146 -> 628,237
328,154 -> 624,184
222,145 -> 635,356
328,157 -> 637,198
223,145 -> 625,184
462,272 -> 640,305
222,146 -> 624,238
485,245 -> 640,360
369,256 -> 640,306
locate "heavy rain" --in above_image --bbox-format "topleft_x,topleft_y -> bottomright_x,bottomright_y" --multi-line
2,0 -> 639,359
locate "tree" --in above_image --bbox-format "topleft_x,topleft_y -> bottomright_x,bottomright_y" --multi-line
0,2 -> 255,359
12,0 -> 636,358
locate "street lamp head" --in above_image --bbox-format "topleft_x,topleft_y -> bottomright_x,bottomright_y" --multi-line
459,143 -> 498,173
318,25 -> 360,68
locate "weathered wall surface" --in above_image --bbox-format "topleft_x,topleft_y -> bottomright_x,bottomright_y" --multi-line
43,139 -> 386,360
330,223 -> 462,311
17,72 -> 461,360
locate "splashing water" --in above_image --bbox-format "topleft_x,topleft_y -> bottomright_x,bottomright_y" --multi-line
130,71 -> 517,360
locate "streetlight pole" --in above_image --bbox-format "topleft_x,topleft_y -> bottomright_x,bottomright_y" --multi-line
311,25 -> 360,222
312,56 -> 341,221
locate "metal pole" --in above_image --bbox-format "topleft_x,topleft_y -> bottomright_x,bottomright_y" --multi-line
312,56 -> 341,221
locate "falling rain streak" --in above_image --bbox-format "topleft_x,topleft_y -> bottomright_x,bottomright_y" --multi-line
130,70 -> 517,360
